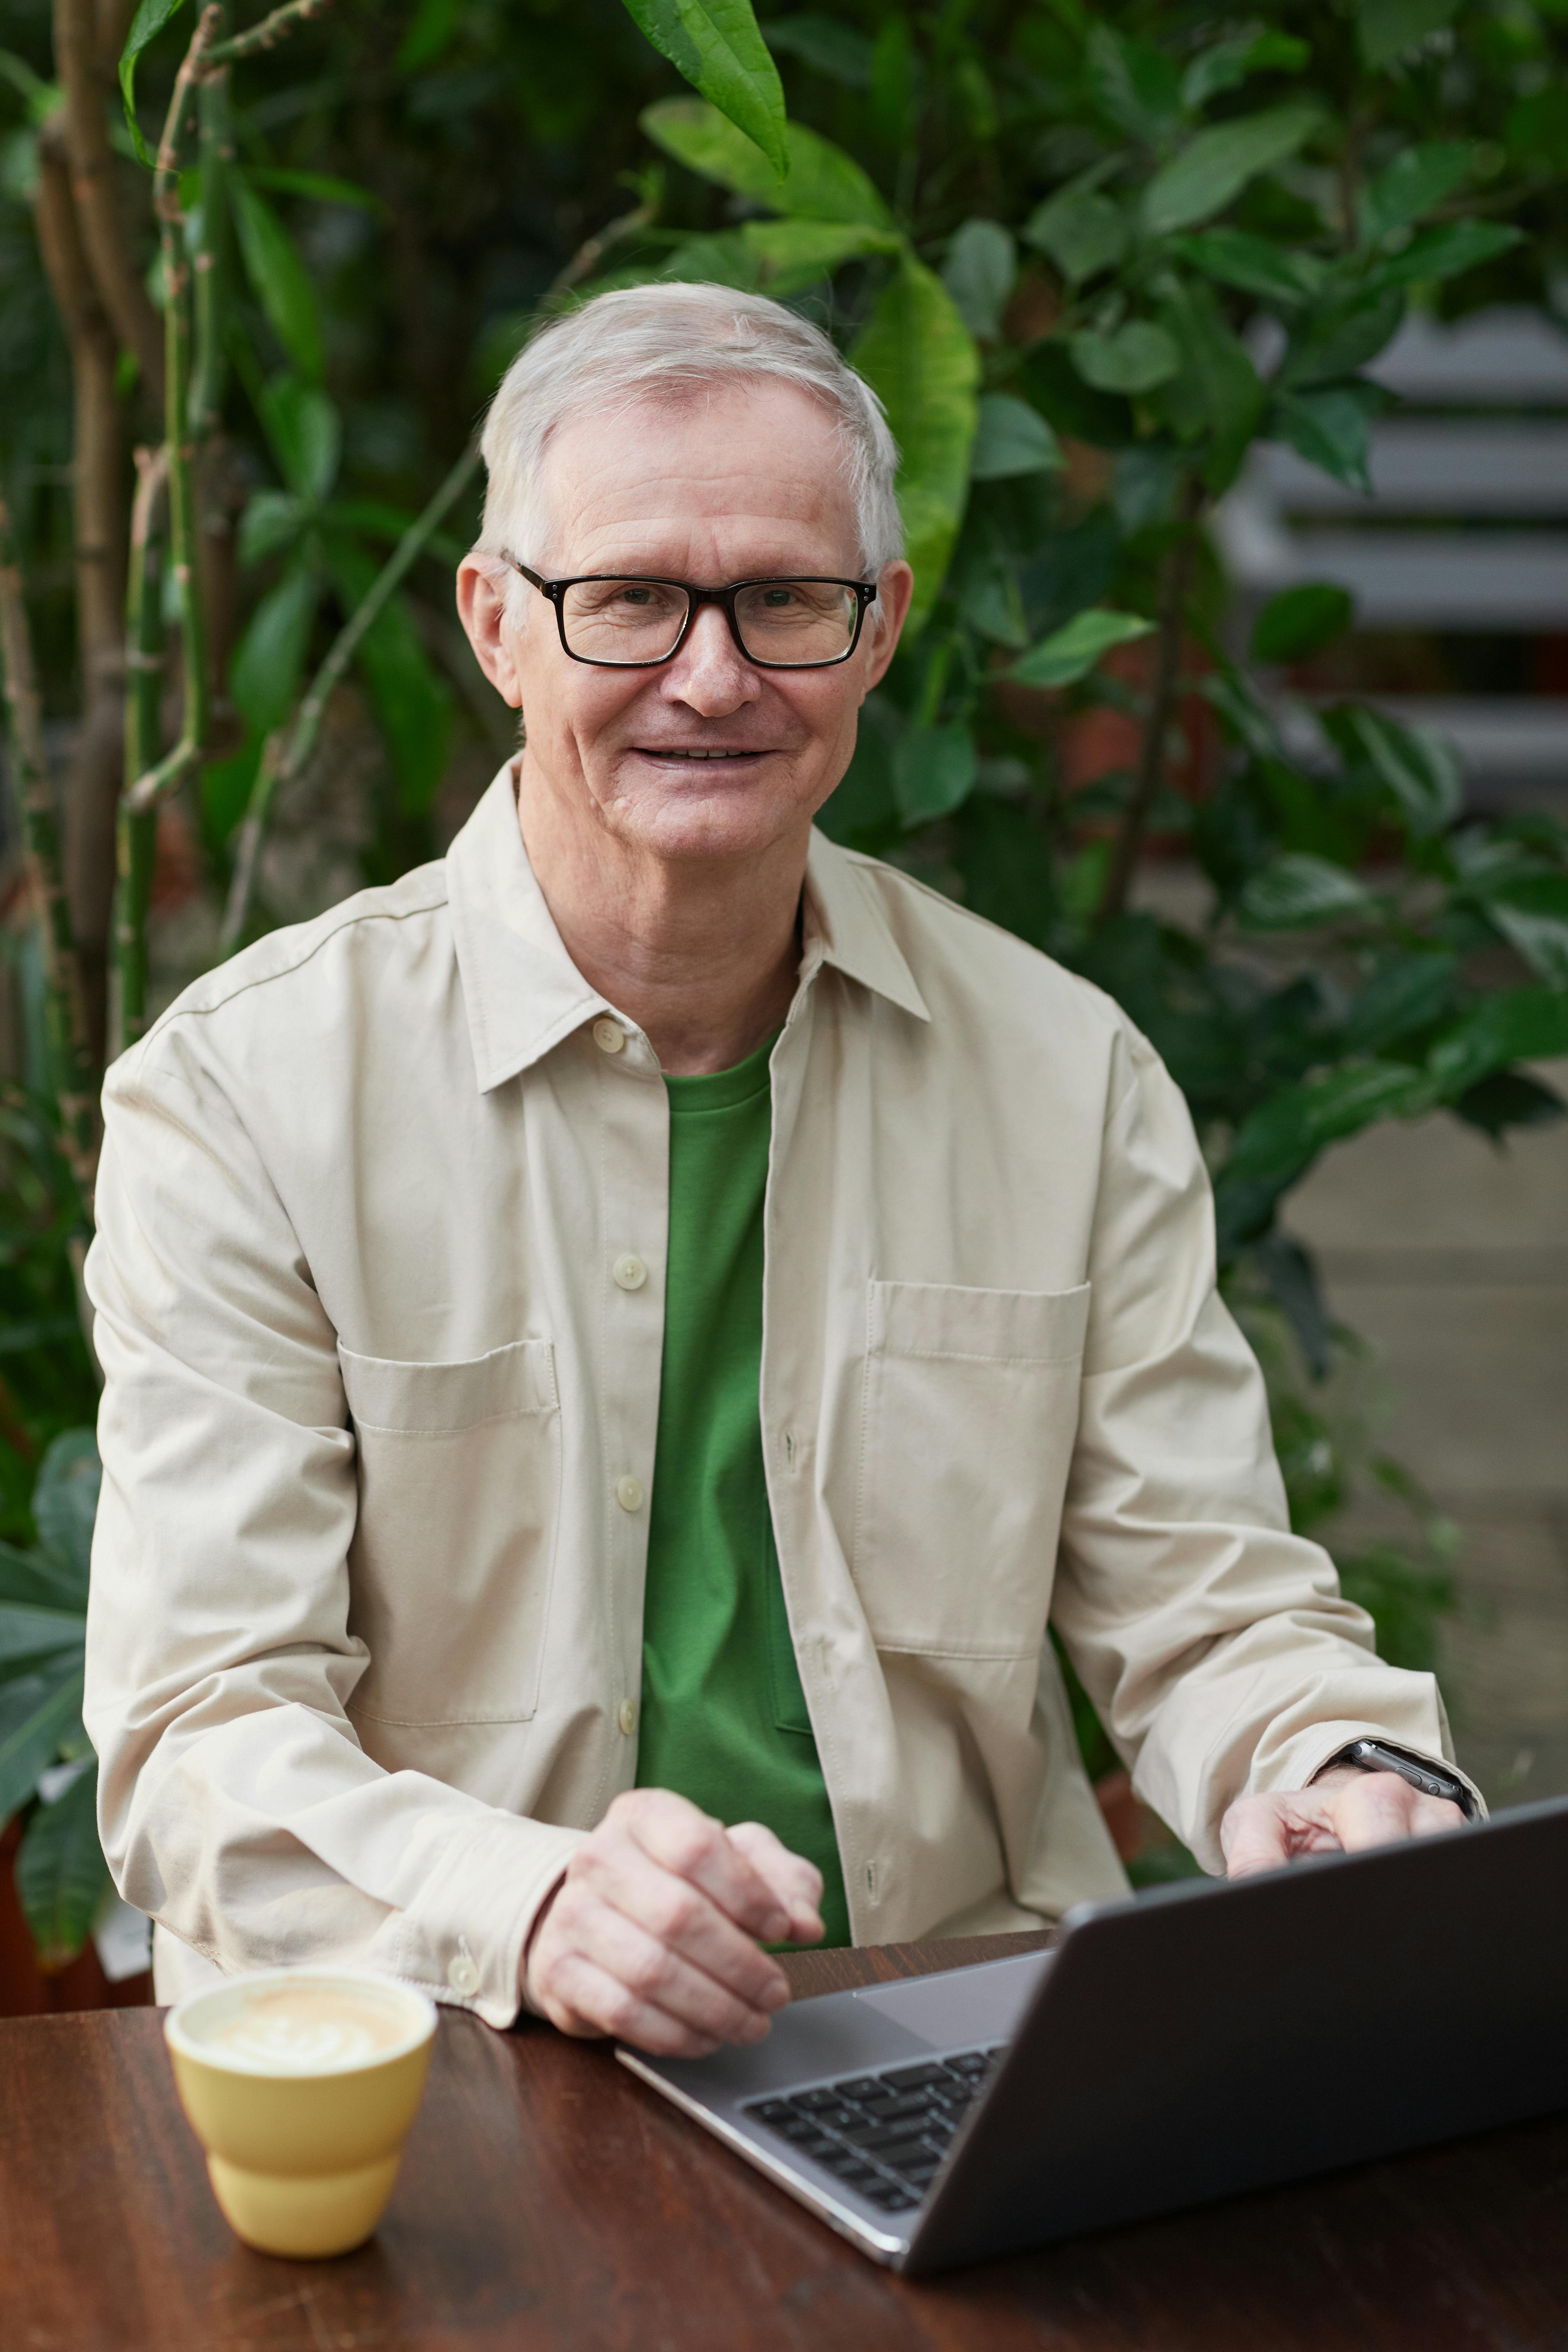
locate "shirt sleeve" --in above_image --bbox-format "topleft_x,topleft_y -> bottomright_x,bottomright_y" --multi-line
83,1032 -> 584,2026
1049,1020 -> 1480,1872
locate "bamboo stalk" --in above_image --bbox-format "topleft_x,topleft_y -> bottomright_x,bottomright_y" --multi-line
111,449 -> 168,1062
220,438 -> 483,951
0,495 -> 102,1203
189,23 -> 233,442
54,0 -> 165,404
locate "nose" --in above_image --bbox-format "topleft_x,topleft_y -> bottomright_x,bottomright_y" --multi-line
661,600 -> 759,717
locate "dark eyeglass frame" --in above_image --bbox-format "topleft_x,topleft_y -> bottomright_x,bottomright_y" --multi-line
503,557 -> 879,670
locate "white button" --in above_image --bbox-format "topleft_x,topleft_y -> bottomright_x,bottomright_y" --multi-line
593,1017 -> 626,1055
612,1252 -> 648,1291
617,1699 -> 638,1736
446,1951 -> 480,1997
616,1475 -> 644,1513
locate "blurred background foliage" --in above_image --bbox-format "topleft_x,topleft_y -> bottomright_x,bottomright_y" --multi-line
1,0 -> 1566,1946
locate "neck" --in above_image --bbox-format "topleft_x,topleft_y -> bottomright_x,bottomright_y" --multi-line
514,760 -> 806,1075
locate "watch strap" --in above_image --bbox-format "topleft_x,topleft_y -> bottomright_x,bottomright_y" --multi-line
1335,1738 -> 1479,1820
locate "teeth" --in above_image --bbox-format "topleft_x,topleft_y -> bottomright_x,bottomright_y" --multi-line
650,748 -> 754,760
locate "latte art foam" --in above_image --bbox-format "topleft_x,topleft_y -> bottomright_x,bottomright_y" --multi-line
197,1984 -> 413,2073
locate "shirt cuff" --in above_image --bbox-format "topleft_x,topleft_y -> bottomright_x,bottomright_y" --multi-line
372,1813 -> 589,2029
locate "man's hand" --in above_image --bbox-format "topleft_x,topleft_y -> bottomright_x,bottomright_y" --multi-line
1221,1765 -> 1466,1879
523,1788 -> 825,2057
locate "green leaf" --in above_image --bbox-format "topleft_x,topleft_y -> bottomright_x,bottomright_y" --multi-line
1177,229 -> 1325,308
1024,181 -> 1127,287
230,563 -> 320,735
1358,141 -> 1471,244
1181,28 -> 1309,112
1010,607 -> 1154,689
15,1759 -> 108,1967
255,377 -> 342,505
1477,875 -> 1568,986
640,95 -> 890,224
30,1432 -> 99,1589
1273,383 -> 1382,493
1224,1058 -> 1433,1191
1251,582 -> 1355,663
395,0 -> 463,72
1070,320 -> 1180,395
1085,25 -> 1182,145
969,394 -> 1061,482
0,1604 -> 86,1683
1425,986 -> 1568,1097
1141,105 -> 1320,239
1152,277 -> 1265,488
325,543 -> 453,817
1113,444 -> 1184,534
232,177 -> 326,383
118,0 -> 188,167
237,489 -> 307,569
850,257 -> 979,635
245,167 -> 386,217
0,1659 -> 84,1826
1367,219 -> 1523,292
952,527 -> 1028,647
1018,341 -> 1134,450
893,724 -> 977,826
1358,0 -> 1461,73
738,217 -> 901,293
1332,706 -> 1462,835
1507,88 -> 1568,172
1344,953 -> 1457,1052
941,219 -> 1015,341
1282,289 -> 1405,388
624,1 -> 789,178
1239,852 -> 1376,929
763,14 -> 873,88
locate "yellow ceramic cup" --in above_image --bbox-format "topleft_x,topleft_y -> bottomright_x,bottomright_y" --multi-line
164,1967 -> 438,2259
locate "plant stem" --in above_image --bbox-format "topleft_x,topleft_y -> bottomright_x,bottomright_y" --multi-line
189,22 -> 233,441
1097,504 -> 1198,924
111,449 -> 168,1063
205,0 -> 334,65
220,437 -> 483,952
0,495 -> 101,1204
53,0 -> 164,404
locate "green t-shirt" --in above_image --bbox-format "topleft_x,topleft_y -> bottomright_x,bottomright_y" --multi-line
635,1030 -> 852,1949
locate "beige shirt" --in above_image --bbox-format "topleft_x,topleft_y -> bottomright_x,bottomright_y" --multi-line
84,768 -> 1465,2026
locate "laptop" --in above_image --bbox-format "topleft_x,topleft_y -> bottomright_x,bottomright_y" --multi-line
617,1790 -> 1568,2274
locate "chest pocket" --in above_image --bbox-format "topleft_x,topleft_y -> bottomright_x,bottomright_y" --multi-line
339,1339 -> 561,1725
851,1281 -> 1090,1659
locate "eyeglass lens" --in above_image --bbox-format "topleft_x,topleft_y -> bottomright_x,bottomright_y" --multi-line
559,579 -> 859,666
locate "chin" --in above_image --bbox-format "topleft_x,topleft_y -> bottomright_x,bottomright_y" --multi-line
602,778 -> 816,864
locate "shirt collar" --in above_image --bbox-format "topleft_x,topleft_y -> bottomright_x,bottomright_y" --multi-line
446,765 -> 930,1094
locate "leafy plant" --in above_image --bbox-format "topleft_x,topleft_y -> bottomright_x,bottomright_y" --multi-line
0,1429 -> 107,1968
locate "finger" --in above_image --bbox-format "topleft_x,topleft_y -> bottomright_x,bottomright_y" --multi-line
573,1841 -> 792,2012
561,1892 -> 782,2047
536,1946 -> 724,2059
1328,1771 -> 1466,1854
726,1821 -> 825,1943
615,1790 -> 795,1942
1220,1791 -> 1340,1879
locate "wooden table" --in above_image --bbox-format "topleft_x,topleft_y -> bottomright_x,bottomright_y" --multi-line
5,1930 -> 1568,2350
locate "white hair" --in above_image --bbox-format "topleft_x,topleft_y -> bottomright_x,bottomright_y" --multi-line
471,283 -> 903,611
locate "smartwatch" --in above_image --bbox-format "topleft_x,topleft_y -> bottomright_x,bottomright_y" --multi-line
1333,1738 -> 1479,1820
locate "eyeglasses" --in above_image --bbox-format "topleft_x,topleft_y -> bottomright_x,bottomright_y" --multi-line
503,559 -> 878,670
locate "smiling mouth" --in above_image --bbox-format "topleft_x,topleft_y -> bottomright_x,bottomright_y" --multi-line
634,746 -> 770,763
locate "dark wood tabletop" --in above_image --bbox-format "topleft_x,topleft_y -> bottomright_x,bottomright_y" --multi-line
5,1928 -> 1568,2351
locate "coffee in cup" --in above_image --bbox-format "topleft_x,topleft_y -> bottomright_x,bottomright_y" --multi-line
165,1967 -> 438,2259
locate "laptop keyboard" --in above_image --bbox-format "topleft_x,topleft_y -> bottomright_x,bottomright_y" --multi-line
740,2045 -> 1004,2214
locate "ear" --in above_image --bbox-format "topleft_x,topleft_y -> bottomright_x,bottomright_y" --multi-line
861,561 -> 915,692
456,558 -> 523,707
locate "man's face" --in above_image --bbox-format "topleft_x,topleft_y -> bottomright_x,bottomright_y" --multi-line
458,379 -> 913,866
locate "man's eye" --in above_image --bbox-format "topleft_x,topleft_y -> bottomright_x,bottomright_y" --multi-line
620,588 -> 653,607
761,589 -> 795,608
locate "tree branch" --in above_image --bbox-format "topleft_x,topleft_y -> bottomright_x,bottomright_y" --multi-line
1097,496 -> 1200,924
0,495 -> 102,1204
110,448 -> 167,1062
205,0 -> 333,65
54,0 -> 164,405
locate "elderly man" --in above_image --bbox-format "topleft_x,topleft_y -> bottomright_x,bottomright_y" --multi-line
84,284 -> 1475,2060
